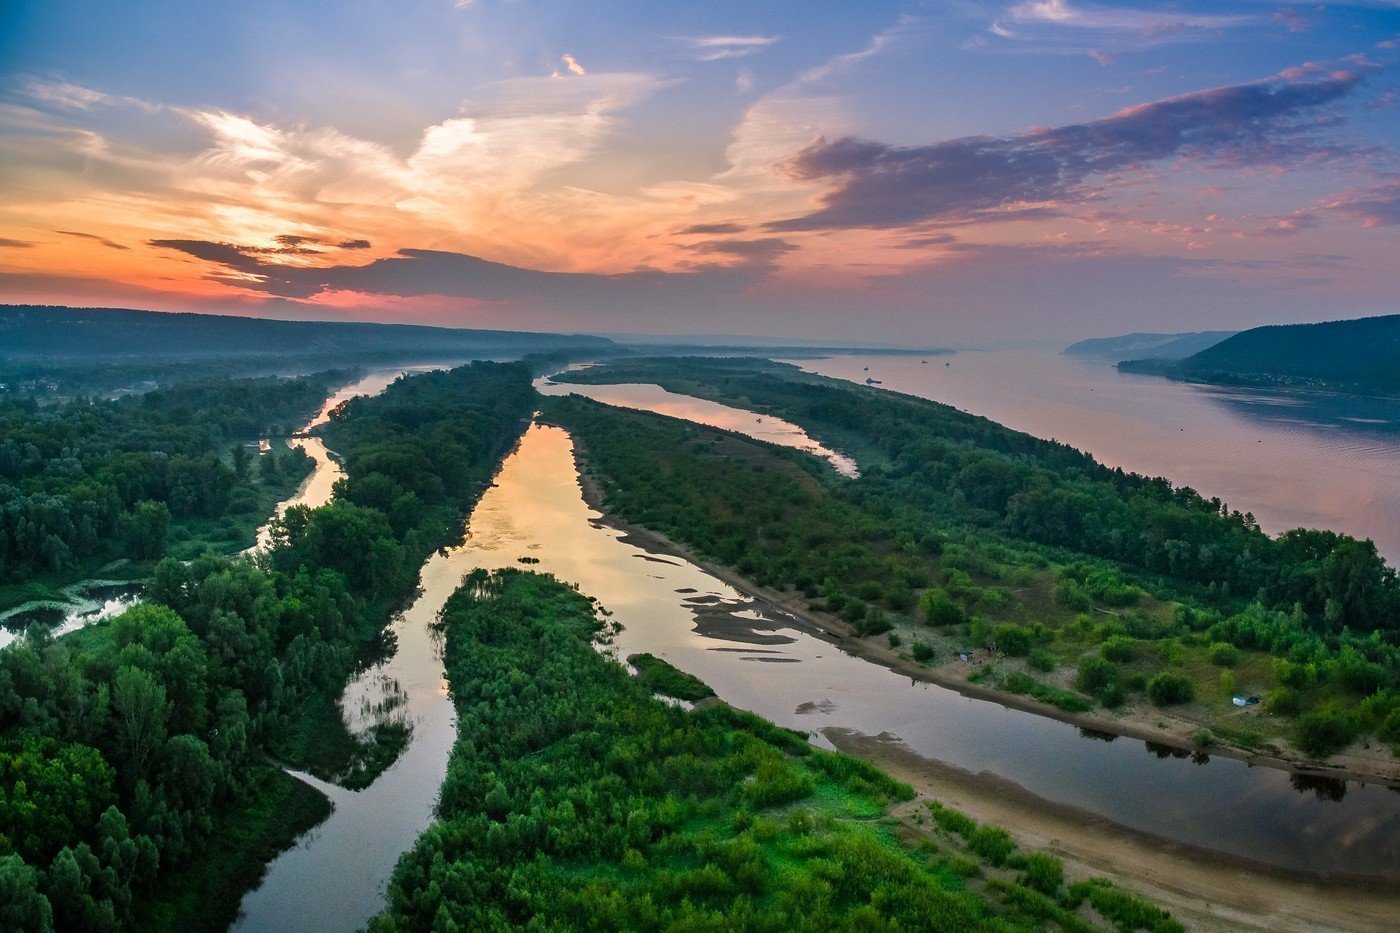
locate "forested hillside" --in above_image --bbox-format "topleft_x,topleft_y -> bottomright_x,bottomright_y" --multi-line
1063,331 -> 1234,361
1118,314 -> 1400,396
0,305 -> 612,363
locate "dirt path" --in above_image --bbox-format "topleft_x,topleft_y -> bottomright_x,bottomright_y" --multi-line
831,729 -> 1399,932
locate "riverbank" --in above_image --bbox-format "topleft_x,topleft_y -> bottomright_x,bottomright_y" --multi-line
566,443 -> 1400,789
557,431 -> 1400,795
840,730 -> 1399,932
567,448 -> 1400,926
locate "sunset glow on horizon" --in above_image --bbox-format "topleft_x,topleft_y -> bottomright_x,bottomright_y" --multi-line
2,1 -> 1399,341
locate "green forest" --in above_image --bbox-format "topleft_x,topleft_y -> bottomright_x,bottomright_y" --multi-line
547,358 -> 1400,760
0,373 -> 340,614
1118,313 -> 1400,397
0,361 -> 534,931
372,568 -> 1179,932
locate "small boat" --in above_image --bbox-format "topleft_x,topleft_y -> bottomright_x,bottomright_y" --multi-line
863,366 -> 869,371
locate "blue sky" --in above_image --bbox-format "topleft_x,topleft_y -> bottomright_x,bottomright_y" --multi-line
2,1 -> 1398,341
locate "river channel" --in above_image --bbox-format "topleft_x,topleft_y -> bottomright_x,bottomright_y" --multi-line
237,418 -> 1398,930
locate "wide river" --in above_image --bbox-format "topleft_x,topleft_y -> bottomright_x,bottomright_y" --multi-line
790,349 -> 1400,562
237,409 -> 1398,930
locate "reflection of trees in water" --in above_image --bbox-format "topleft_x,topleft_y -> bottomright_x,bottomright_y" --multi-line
1145,740 -> 1191,760
1290,772 -> 1348,802
1078,727 -> 1118,742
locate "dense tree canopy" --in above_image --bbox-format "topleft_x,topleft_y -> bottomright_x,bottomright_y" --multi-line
0,361 -> 534,930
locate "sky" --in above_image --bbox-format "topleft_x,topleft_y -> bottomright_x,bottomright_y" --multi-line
1,1 -> 1398,343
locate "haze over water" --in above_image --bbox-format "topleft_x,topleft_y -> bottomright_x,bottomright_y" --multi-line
794,350 -> 1400,563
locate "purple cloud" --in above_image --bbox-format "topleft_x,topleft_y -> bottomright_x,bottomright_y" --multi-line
769,67 -> 1368,232
1328,178 -> 1400,227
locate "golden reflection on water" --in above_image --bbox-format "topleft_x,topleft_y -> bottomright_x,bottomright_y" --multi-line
238,421 -> 1398,927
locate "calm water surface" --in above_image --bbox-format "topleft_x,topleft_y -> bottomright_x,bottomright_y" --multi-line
252,364 -> 463,550
248,423 -> 1398,922
791,350 -> 1400,562
536,375 -> 859,477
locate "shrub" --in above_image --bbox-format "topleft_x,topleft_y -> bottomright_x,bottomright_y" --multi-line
1053,578 -> 1092,612
1096,680 -> 1126,708
1027,649 -> 1055,673
1380,709 -> 1400,745
926,801 -> 975,837
1100,635 -> 1136,662
968,827 -> 1016,867
1003,671 -> 1036,694
855,609 -> 892,637
1265,687 -> 1301,716
1193,729 -> 1216,747
1207,642 -> 1240,667
921,588 -> 966,627
1293,705 -> 1358,758
911,641 -> 935,662
887,633 -> 902,649
1076,656 -> 1118,695
994,624 -> 1033,657
1020,852 -> 1064,895
1147,673 -> 1195,707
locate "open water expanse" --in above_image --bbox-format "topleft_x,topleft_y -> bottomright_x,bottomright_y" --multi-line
792,349 -> 1400,562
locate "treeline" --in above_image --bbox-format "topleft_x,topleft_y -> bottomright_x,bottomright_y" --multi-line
545,359 -> 1400,757
1118,313 -> 1400,397
0,373 -> 338,585
372,569 -> 1178,931
0,362 -> 534,930
558,358 -> 1399,634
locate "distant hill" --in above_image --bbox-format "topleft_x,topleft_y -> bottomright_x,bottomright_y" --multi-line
1064,331 -> 1235,361
1118,314 -> 1400,396
0,305 -> 613,361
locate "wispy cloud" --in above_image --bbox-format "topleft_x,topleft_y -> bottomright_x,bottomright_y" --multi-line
987,0 -> 1257,56
1325,176 -> 1400,226
996,0 -> 1254,36
22,78 -> 159,113
679,35 -> 780,62
56,229 -> 129,250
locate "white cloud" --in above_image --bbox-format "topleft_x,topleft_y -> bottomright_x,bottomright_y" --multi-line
992,0 -> 1254,43
680,35 -> 780,62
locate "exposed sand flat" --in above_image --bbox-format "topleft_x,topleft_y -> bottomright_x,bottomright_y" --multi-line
829,729 -> 1400,933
